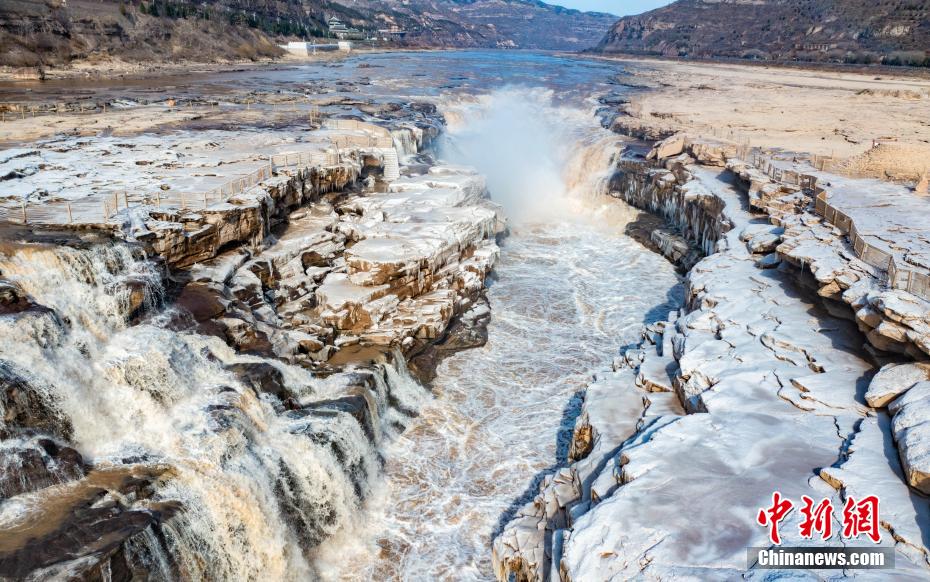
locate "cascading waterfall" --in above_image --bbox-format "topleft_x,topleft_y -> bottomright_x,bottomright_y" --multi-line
438,87 -> 634,225
391,126 -> 426,159
0,242 -> 427,579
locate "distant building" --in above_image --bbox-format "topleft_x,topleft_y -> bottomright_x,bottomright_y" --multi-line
328,17 -> 349,35
279,41 -> 344,55
377,27 -> 407,41
796,42 -> 837,52
327,16 -> 366,40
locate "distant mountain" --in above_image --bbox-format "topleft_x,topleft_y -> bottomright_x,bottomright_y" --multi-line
0,0 -> 615,69
594,0 -> 930,66
334,0 -> 618,50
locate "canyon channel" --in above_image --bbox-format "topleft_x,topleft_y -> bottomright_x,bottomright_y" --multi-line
1,51 -> 929,581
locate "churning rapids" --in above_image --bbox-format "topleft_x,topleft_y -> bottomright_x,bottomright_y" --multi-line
318,90 -> 683,579
0,53 -> 682,580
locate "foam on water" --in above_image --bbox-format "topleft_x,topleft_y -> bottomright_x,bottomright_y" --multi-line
316,89 -> 683,579
0,244 -> 424,579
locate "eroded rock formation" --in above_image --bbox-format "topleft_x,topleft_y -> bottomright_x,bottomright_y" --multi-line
0,111 -> 503,579
494,132 -> 930,580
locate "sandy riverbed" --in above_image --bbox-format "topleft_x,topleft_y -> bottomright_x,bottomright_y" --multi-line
606,57 -> 930,180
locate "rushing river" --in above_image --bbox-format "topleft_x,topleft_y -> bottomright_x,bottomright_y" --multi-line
0,51 -> 683,580
316,79 -> 683,579
318,223 -> 681,580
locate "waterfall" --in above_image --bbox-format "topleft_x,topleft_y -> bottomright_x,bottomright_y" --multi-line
438,88 -> 639,227
313,86 -> 684,581
391,126 -> 424,159
0,242 -> 427,578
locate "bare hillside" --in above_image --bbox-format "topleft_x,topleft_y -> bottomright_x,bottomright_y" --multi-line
595,0 -> 930,66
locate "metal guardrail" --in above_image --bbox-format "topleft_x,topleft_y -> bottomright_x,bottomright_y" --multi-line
270,150 -> 339,169
324,119 -> 395,148
891,260 -> 930,300
323,118 -> 392,137
728,137 -> 930,302
197,164 -> 273,207
700,129 -> 928,300
331,134 -> 394,148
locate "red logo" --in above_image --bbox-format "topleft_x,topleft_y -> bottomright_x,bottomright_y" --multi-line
757,493 -> 881,545
799,496 -> 833,541
756,491 -> 793,545
841,495 -> 881,543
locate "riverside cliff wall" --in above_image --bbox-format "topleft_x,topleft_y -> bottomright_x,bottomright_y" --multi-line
493,132 -> 930,580
0,112 -> 506,579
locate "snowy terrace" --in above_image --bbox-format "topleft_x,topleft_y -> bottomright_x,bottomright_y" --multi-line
0,122 -> 395,227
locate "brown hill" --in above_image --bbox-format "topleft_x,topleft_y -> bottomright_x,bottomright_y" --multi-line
0,0 -> 616,69
594,0 -> 930,66
337,0 -> 617,50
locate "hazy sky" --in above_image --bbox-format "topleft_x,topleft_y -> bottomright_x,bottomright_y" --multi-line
554,0 -> 673,16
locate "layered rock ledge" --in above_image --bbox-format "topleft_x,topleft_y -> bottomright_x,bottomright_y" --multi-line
0,108 -> 503,579
494,133 -> 930,580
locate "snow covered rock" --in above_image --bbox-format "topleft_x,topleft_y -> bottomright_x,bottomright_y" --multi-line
317,166 -> 502,349
865,363 -> 930,408
647,134 -> 686,161
497,146 -> 930,580
888,380 -> 930,493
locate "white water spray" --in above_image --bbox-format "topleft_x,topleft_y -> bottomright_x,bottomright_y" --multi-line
439,88 -> 629,226
0,243 -> 426,579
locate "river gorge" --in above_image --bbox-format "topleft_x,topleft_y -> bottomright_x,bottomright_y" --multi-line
1,51 -> 929,581
315,88 -> 682,580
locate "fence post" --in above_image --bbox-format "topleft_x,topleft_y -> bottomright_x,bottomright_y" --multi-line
20,202 -> 26,224
203,191 -> 207,209
67,203 -> 73,224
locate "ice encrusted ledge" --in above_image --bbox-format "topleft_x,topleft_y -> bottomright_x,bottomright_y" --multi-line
493,136 -> 930,581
